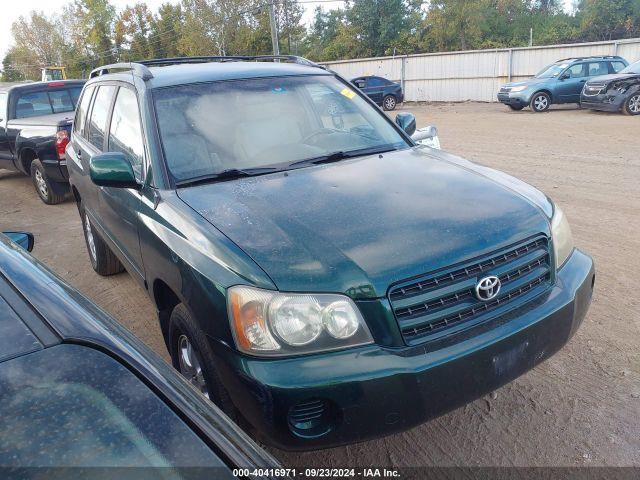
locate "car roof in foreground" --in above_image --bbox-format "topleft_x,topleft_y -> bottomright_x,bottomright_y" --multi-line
88,61 -> 332,90
0,234 -> 280,469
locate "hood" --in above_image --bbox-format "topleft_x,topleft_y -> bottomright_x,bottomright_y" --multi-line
586,73 -> 640,84
502,77 -> 548,89
177,148 -> 551,299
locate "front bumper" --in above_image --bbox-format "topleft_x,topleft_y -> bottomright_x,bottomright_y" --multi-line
497,91 -> 530,107
580,92 -> 625,112
215,249 -> 594,450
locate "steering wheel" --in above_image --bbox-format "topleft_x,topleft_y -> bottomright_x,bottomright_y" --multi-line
302,128 -> 339,145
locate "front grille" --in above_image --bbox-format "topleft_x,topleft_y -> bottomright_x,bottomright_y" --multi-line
499,87 -> 512,93
389,236 -> 552,345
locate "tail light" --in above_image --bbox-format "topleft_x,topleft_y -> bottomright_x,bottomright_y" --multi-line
55,130 -> 70,160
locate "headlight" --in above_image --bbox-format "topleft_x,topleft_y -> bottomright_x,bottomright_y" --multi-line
228,286 -> 373,356
510,85 -> 528,92
551,205 -> 574,270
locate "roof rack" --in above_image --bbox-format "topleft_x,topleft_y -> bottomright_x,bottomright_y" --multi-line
89,55 -> 323,81
139,55 -> 323,68
89,62 -> 153,80
556,55 -> 623,62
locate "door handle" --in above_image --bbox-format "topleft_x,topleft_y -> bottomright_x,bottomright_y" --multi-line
77,149 -> 82,158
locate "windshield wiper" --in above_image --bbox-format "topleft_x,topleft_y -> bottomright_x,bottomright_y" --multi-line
175,167 -> 278,188
289,145 -> 397,168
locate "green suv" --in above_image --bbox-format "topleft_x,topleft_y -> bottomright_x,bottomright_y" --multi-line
67,56 -> 594,450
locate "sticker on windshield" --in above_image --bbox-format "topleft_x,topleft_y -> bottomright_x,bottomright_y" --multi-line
272,86 -> 287,94
340,88 -> 356,99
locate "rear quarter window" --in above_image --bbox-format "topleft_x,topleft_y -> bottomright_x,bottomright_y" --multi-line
611,61 -> 627,73
74,86 -> 95,136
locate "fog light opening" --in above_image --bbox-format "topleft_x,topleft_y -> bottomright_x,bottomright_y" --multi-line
288,398 -> 338,439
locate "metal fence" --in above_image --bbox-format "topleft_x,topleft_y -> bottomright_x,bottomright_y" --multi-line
322,38 -> 640,102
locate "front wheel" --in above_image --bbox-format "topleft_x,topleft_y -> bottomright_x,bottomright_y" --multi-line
169,304 -> 238,420
383,95 -> 397,111
31,159 -> 66,205
623,93 -> 640,115
530,92 -> 551,112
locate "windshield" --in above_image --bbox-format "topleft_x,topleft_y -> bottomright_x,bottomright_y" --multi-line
620,61 -> 640,74
535,63 -> 569,79
153,75 -> 409,183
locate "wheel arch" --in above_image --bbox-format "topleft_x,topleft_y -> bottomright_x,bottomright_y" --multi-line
19,147 -> 38,175
152,278 -> 182,350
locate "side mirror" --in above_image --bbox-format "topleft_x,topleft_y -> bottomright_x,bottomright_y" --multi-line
90,152 -> 140,189
3,231 -> 35,252
411,126 -> 441,150
395,112 -> 416,136
559,72 -> 570,80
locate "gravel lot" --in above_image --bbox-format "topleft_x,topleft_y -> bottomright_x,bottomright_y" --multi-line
1,102 -> 638,467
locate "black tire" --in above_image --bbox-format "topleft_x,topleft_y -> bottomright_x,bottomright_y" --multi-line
169,304 -> 238,421
508,104 -> 525,111
382,95 -> 397,111
530,92 -> 551,112
30,159 -> 66,205
80,205 -> 124,276
623,93 -> 640,116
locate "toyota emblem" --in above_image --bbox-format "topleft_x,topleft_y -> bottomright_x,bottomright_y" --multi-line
475,275 -> 501,301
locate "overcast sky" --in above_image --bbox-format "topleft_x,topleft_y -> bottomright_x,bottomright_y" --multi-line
1,0 -> 573,65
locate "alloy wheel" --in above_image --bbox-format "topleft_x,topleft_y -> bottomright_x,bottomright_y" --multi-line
534,95 -> 548,111
34,170 -> 48,199
84,213 -> 97,263
178,334 -> 210,399
384,96 -> 396,110
629,95 -> 640,114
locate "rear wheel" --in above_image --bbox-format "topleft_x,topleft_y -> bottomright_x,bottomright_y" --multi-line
30,159 -> 65,205
530,92 -> 551,112
80,206 -> 124,276
169,304 -> 238,421
623,93 -> 640,115
508,104 -> 525,111
383,95 -> 397,111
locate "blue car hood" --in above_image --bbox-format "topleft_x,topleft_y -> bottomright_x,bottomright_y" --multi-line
503,77 -> 549,88
177,148 -> 552,299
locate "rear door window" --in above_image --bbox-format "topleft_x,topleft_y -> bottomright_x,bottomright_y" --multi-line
87,86 -> 116,150
108,87 -> 144,179
587,62 -> 608,77
74,86 -> 95,137
15,91 -> 52,118
368,77 -> 387,87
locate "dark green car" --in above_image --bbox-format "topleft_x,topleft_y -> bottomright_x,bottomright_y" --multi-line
67,56 -> 594,450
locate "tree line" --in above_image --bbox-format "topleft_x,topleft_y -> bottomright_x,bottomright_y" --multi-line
2,0 -> 639,81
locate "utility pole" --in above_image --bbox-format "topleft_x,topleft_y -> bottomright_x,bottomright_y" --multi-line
529,28 -> 533,47
268,1 -> 280,56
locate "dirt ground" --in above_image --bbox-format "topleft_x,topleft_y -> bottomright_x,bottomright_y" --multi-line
1,102 -> 638,467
